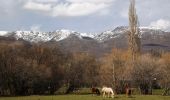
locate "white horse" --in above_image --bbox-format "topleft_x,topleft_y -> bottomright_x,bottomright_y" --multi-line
101,86 -> 114,98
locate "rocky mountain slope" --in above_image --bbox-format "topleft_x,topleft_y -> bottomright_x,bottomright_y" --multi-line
0,26 -> 170,56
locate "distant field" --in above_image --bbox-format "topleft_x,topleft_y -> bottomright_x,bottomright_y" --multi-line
0,95 -> 170,100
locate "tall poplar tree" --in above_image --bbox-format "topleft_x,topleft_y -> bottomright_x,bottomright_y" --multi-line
128,0 -> 141,62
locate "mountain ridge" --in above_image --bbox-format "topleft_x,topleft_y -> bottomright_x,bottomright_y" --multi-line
0,26 -> 170,57
0,26 -> 166,43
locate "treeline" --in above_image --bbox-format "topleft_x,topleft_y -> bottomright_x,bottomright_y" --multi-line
0,43 -> 100,96
100,49 -> 170,95
0,43 -> 170,96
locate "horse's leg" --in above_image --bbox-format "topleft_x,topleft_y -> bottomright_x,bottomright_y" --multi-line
103,92 -> 105,98
92,92 -> 94,96
111,93 -> 114,98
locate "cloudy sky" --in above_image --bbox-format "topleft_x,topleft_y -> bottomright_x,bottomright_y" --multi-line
0,0 -> 170,32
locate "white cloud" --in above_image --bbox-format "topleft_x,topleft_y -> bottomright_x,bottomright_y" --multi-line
23,1 -> 51,12
30,25 -> 41,31
35,0 -> 58,3
19,0 -> 58,3
51,3 -> 109,17
66,0 -> 114,3
23,0 -> 115,17
149,19 -> 170,31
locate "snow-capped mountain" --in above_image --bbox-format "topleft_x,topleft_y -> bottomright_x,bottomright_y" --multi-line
52,29 -> 95,41
0,26 -> 170,57
94,26 -> 166,42
94,26 -> 128,41
0,26 -> 168,43
2,29 -> 95,42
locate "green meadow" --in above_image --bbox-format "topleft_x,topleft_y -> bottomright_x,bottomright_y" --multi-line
0,94 -> 170,100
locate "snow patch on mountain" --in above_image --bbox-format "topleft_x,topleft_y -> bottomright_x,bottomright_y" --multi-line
94,26 -> 128,41
0,31 -> 8,36
140,27 -> 164,35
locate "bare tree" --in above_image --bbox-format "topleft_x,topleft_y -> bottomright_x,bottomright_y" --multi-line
100,49 -> 129,94
160,53 -> 170,95
128,0 -> 141,62
131,54 -> 161,94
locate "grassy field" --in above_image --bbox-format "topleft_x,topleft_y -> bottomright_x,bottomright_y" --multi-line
0,95 -> 170,100
0,89 -> 169,100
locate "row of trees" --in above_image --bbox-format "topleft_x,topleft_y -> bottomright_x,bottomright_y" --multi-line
0,43 -> 100,96
100,49 -> 170,95
0,43 -> 170,96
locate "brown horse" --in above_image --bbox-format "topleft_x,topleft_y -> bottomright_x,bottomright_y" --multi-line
91,87 -> 100,95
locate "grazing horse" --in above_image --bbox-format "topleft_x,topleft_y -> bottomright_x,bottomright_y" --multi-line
101,87 -> 114,98
91,87 -> 100,95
